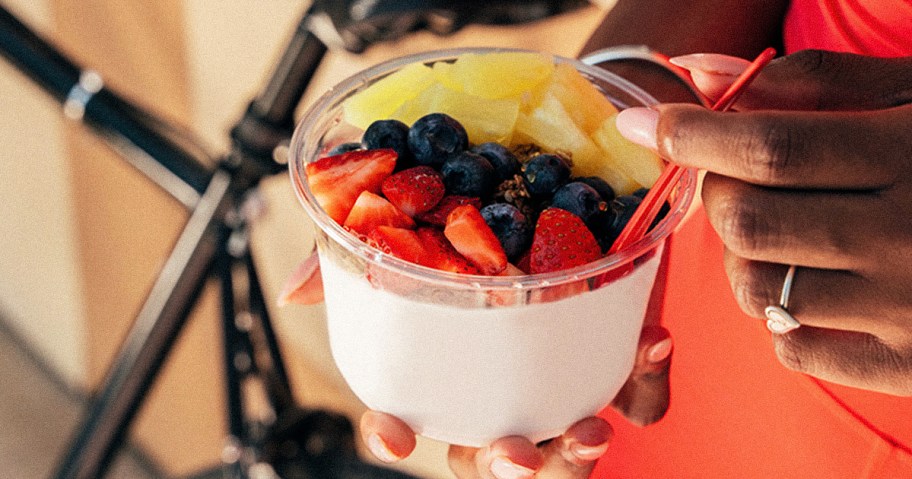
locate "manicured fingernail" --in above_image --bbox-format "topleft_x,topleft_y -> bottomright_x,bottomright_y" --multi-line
366,433 -> 401,463
570,439 -> 610,461
615,107 -> 658,151
490,456 -> 536,479
669,53 -> 750,77
647,337 -> 673,363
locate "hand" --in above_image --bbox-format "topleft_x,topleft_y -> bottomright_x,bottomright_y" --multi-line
617,50 -> 912,395
358,266 -> 675,478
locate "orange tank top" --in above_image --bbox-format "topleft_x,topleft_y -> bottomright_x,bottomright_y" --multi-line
593,209 -> 912,478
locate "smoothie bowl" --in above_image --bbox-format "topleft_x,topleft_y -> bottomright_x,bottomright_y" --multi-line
288,48 -> 696,447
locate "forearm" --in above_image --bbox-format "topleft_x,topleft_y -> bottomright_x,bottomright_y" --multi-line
580,0 -> 790,102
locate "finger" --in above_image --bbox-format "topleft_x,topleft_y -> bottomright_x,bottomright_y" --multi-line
722,252 -> 910,340
701,173 -> 891,270
277,251 -> 324,306
610,325 -> 672,426
461,436 -> 544,479
447,445 -> 484,479
653,104 -> 904,189
670,51 -> 912,111
540,416 -> 613,471
771,325 -> 912,396
359,411 -> 417,463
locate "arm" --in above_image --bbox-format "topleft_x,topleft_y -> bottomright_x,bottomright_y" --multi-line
580,0 -> 791,102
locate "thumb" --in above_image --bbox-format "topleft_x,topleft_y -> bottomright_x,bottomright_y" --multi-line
670,50 -> 912,111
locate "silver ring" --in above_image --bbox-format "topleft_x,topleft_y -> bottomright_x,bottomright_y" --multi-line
764,265 -> 801,334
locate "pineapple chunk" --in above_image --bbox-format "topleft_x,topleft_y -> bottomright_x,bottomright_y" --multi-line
514,93 -> 639,195
392,83 -> 519,145
432,61 -> 463,92
342,62 -> 435,129
548,63 -> 619,134
591,113 -> 664,188
450,52 -> 554,100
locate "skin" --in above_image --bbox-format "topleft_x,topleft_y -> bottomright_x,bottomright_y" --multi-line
652,51 -> 912,395
360,1 -> 912,477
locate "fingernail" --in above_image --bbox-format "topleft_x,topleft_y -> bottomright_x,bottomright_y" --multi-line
647,337 -> 673,363
366,433 -> 401,463
669,53 -> 750,77
615,107 -> 658,151
490,456 -> 536,479
569,439 -> 610,461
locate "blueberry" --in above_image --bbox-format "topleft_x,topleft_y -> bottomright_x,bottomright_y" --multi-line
588,194 -> 642,252
440,151 -> 496,198
407,113 -> 468,167
587,210 -> 618,253
326,142 -> 362,156
551,182 -> 608,225
632,187 -> 649,199
610,194 -> 643,238
575,176 -> 616,202
362,119 -> 414,169
522,153 -> 571,199
471,142 -> 520,182
480,203 -> 532,261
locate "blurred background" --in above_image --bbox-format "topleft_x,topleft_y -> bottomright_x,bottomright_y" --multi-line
0,0 -> 614,477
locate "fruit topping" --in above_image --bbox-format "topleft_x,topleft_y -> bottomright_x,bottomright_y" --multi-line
363,119 -> 414,169
342,61 -> 435,130
343,191 -> 415,236
522,153 -> 572,199
408,113 -> 469,167
444,205 -> 508,275
299,51 -> 679,282
416,227 -> 480,274
381,166 -> 445,217
305,148 -> 397,223
529,208 -> 602,274
449,51 -> 554,100
471,142 -> 521,182
441,151 -> 496,199
574,176 -> 615,202
480,203 -> 533,262
368,226 -> 427,264
415,195 -> 483,226
592,113 -> 663,187
551,181 -> 609,227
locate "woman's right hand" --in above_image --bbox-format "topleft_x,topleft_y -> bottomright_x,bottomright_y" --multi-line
617,50 -> 912,395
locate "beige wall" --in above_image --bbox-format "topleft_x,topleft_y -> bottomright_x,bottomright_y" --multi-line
0,0 -> 88,387
0,1 -> 612,477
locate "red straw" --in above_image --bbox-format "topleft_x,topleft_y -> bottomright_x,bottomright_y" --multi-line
608,47 -> 777,255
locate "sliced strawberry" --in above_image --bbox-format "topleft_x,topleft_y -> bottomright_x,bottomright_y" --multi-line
415,195 -> 482,226
415,227 -> 479,274
530,208 -> 602,274
515,249 -> 532,274
305,148 -> 397,223
368,226 -> 426,264
444,205 -> 508,275
343,191 -> 415,236
381,166 -> 445,217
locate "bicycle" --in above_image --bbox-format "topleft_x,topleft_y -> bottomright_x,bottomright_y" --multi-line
0,1 -> 593,478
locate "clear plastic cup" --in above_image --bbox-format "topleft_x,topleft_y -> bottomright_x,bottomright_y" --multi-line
289,48 -> 696,447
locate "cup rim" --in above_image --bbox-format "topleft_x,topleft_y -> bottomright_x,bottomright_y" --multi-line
289,47 -> 697,290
